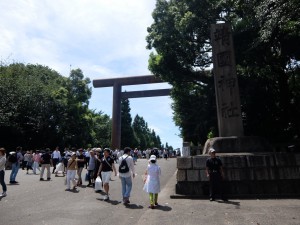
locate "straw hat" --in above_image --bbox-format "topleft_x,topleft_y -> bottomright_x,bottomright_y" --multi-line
0,148 -> 6,154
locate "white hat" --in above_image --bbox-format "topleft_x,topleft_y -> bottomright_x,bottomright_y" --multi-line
209,148 -> 216,154
149,155 -> 156,162
10,151 -> 16,154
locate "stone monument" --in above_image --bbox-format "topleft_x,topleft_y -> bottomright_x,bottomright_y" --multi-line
174,23 -> 300,199
211,22 -> 244,137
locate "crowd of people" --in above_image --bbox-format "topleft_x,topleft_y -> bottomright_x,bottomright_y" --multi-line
0,146 -> 164,208
0,145 -> 227,204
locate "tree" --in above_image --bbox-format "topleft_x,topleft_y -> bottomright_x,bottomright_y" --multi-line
132,114 -> 162,149
120,98 -> 135,148
147,0 -> 300,144
88,110 -> 111,148
0,63 -> 111,149
0,63 -> 67,148
59,68 -> 93,147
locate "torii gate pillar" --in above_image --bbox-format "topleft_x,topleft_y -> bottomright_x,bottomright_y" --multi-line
112,82 -> 121,149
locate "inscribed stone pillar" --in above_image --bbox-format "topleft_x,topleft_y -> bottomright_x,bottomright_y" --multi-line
211,23 -> 244,137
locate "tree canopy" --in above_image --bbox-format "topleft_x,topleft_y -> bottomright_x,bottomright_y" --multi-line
147,0 -> 300,145
121,98 -> 162,149
0,63 -> 165,150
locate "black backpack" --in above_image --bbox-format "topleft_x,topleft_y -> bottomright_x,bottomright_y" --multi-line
119,156 -> 129,173
8,154 -> 17,163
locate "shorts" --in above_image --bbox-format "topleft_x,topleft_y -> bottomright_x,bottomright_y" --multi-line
101,171 -> 112,184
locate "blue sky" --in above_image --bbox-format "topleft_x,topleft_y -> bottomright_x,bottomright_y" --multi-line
0,0 -> 182,149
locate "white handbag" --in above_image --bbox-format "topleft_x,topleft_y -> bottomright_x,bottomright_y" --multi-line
94,176 -> 103,191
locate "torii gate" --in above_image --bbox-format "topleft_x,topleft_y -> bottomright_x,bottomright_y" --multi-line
93,75 -> 171,149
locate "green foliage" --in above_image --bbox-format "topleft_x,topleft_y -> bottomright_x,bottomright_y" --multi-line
147,0 -> 300,145
0,63 -> 165,150
121,98 -> 135,148
132,114 -> 162,149
0,63 -> 111,149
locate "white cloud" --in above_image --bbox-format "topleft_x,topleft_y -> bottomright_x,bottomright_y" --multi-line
0,0 -> 183,148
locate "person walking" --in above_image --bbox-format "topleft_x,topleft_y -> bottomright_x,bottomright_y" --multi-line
133,148 -> 138,165
98,148 -> 117,201
52,147 -> 61,174
118,147 -> 135,204
93,149 -> 102,188
143,155 -> 161,209
206,148 -> 227,201
87,150 -> 96,186
0,148 -> 7,197
9,146 -> 23,184
85,149 -> 90,169
66,153 -> 78,191
25,151 -> 33,174
76,149 -> 85,186
40,149 -> 52,181
32,150 -> 41,174
22,150 -> 29,170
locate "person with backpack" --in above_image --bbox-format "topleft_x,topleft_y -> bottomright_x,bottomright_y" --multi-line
9,148 -> 21,184
118,147 -> 135,204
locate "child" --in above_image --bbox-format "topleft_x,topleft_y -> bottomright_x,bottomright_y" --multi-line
0,148 -> 7,197
143,155 -> 161,209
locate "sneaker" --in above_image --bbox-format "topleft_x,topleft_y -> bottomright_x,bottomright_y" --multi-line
103,195 -> 109,201
47,178 -> 51,181
123,197 -> 130,204
210,198 -> 215,201
40,178 -> 44,181
0,192 -> 7,197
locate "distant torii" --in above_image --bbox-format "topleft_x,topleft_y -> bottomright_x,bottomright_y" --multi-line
93,75 -> 170,149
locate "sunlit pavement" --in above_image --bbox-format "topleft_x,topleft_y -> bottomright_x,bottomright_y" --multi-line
1,158 -> 299,225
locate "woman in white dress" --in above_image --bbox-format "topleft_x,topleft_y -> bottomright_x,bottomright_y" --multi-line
143,155 -> 161,209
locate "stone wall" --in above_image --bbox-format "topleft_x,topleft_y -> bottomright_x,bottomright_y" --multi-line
175,152 -> 300,198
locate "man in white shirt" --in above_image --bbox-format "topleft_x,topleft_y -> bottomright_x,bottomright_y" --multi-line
52,147 -> 61,174
118,147 -> 135,204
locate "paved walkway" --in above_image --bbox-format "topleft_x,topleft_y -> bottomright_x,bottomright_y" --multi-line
1,158 -> 300,225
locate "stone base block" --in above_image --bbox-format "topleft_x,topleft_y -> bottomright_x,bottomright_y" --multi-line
203,136 -> 273,154
175,180 -> 300,198
177,157 -> 192,169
